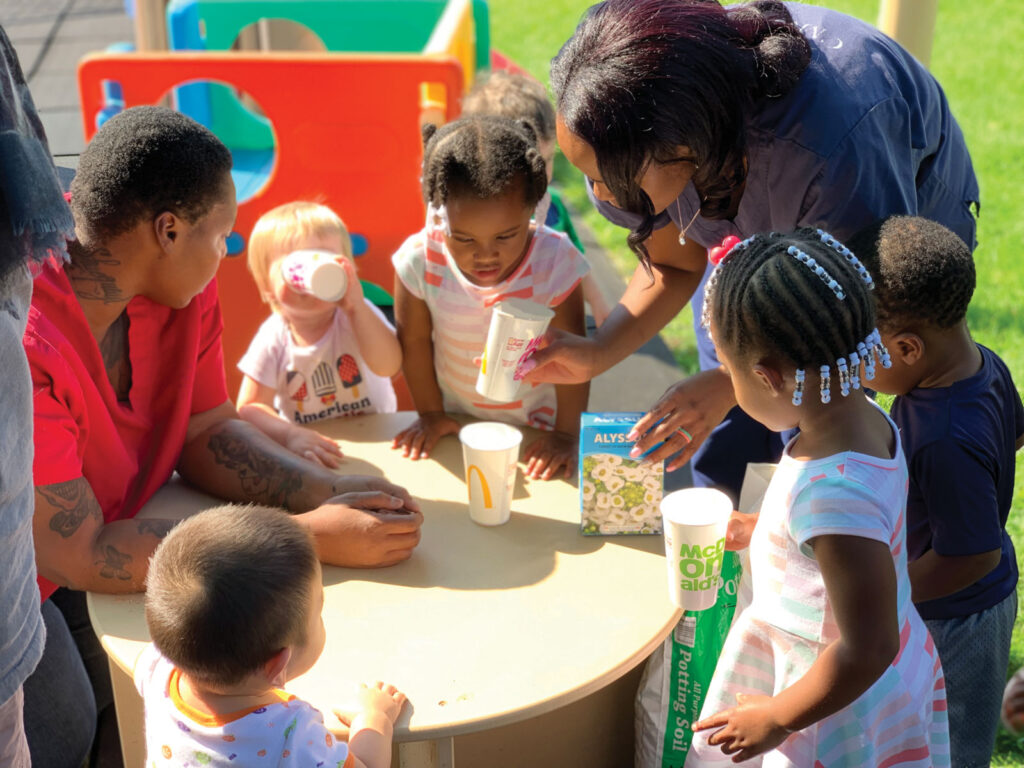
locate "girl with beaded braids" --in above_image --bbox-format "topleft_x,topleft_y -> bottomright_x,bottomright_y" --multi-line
390,115 -> 590,479
522,0 -> 978,505
686,229 -> 949,766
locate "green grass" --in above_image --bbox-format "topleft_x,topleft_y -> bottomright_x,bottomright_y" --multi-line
489,1 -> 1024,763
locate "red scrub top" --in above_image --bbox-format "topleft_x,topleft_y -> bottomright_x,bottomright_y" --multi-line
24,261 -> 228,601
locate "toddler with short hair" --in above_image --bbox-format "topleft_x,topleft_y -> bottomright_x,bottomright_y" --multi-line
850,215 -> 1024,766
137,505 -> 405,768
238,202 -> 401,467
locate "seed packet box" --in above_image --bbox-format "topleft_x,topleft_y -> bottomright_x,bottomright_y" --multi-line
579,412 -> 665,536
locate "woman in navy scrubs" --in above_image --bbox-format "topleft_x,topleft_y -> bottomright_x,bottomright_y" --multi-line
525,0 -> 978,499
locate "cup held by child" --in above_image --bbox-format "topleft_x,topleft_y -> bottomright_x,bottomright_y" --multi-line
280,249 -> 349,301
459,421 -> 523,526
475,299 -> 554,403
660,488 -> 732,611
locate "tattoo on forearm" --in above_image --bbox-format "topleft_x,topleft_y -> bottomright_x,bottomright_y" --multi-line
38,479 -> 104,539
66,242 -> 125,304
136,519 -> 178,539
207,431 -> 304,507
96,545 -> 132,581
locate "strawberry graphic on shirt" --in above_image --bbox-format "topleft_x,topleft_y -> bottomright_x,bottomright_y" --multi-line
337,354 -> 362,399
311,361 -> 337,405
286,370 -> 308,413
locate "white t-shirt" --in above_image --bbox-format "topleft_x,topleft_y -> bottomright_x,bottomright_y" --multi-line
238,302 -> 397,425
134,644 -> 354,767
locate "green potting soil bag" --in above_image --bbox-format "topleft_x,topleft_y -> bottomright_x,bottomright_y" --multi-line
634,550 -> 744,767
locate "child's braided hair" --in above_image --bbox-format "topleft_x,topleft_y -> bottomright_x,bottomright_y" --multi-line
420,115 -> 548,209
704,229 -> 889,403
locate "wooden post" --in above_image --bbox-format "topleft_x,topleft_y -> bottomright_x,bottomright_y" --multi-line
877,0 -> 938,69
132,0 -> 167,51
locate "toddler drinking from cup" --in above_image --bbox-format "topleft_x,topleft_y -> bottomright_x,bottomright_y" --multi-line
238,202 -> 401,467
390,115 -> 590,480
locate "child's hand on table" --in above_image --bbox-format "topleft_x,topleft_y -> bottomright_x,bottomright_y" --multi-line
334,681 -> 408,728
523,430 -> 576,480
692,692 -> 790,762
286,426 -> 344,468
392,412 -> 461,460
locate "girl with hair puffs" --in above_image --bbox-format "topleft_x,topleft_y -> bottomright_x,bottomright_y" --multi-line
391,115 -> 589,479
688,229 -> 949,766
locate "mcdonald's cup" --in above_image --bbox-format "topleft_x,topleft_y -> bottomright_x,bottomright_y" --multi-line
459,422 -> 523,526
661,488 -> 732,612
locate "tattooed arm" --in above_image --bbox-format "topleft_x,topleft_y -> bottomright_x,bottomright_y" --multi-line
177,401 -> 424,567
33,478 -> 178,593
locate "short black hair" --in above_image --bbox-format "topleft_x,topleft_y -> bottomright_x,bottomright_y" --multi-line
420,115 -> 547,209
847,216 -> 975,331
145,505 -> 318,688
705,228 -> 877,370
70,106 -> 233,245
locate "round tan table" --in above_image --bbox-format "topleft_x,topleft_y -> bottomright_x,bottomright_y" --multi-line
88,413 -> 680,767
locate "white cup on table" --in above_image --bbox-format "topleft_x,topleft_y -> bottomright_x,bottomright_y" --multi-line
660,488 -> 733,612
459,422 -> 523,526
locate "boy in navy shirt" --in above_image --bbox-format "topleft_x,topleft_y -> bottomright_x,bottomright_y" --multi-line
851,216 -> 1024,767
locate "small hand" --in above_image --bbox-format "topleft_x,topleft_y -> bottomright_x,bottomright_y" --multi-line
391,412 -> 461,460
519,328 -> 600,386
628,369 -> 736,472
335,681 -> 408,727
285,426 -> 344,469
523,431 -> 576,480
693,693 -> 789,763
1003,668 -> 1024,733
725,510 -> 758,551
337,258 -> 365,314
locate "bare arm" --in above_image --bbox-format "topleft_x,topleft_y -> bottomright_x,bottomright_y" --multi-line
908,547 -> 1001,603
237,376 -> 343,468
391,278 -> 460,459
552,283 -> 590,435
346,299 -> 402,378
770,535 -> 900,730
393,279 -> 444,415
33,477 -> 178,593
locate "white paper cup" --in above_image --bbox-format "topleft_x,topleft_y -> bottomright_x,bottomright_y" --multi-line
660,488 -> 732,612
280,249 -> 348,301
475,299 -> 554,403
459,422 -> 523,526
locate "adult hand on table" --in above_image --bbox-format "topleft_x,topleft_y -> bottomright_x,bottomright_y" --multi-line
300,481 -> 423,568
628,368 -> 737,471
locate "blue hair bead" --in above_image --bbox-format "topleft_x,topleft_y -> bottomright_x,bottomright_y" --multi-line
792,367 -> 805,406
819,364 -> 831,404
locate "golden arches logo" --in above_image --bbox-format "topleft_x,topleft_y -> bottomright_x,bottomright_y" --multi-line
465,464 -> 493,509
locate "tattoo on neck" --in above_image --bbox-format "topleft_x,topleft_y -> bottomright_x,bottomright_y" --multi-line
67,241 -> 125,304
38,479 -> 104,539
100,312 -> 132,401
207,431 -> 304,508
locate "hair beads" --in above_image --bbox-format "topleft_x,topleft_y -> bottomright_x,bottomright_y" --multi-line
849,351 -> 861,390
836,357 -> 850,397
792,368 -> 805,406
787,246 -> 845,300
819,365 -> 831,404
816,228 -> 874,290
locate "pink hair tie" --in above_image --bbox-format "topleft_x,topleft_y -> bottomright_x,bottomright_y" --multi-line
708,235 -> 741,266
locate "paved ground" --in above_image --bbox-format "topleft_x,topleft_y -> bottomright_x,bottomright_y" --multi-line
4,3 -> 687,420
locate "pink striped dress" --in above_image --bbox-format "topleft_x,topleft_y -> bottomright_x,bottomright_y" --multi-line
687,411 -> 949,767
392,224 -> 588,429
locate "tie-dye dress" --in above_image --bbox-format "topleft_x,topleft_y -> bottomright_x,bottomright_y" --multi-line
687,411 -> 949,767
